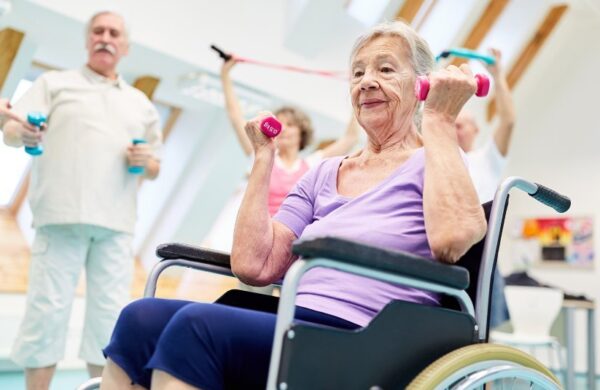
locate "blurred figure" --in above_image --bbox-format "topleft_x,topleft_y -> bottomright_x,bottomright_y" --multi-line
176,55 -> 360,299
456,48 -> 515,328
456,48 -> 515,202
2,11 -> 162,390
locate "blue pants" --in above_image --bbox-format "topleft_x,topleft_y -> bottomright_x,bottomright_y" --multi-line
489,269 -> 509,328
103,297 -> 359,389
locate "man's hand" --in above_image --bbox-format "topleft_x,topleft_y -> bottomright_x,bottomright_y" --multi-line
126,142 -> 153,169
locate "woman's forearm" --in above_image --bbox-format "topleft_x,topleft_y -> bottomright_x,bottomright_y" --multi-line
231,151 -> 276,283
421,114 -> 486,263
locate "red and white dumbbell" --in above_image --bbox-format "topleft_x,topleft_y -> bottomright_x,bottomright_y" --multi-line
414,73 -> 490,101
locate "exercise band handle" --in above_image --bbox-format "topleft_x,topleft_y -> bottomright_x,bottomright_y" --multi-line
530,183 -> 571,213
436,48 -> 496,65
210,44 -> 232,61
414,73 -> 490,101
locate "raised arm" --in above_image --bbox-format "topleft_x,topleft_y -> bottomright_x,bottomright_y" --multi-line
231,113 -> 298,286
421,65 -> 487,263
220,57 -> 253,156
488,48 -> 515,156
318,115 -> 360,158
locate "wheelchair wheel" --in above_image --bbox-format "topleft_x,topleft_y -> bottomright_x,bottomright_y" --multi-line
406,343 -> 561,390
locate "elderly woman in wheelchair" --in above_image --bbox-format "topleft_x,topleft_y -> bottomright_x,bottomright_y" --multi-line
95,21 -> 568,390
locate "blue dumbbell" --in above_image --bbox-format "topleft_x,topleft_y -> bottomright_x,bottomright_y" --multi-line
25,112 -> 46,156
128,138 -> 147,174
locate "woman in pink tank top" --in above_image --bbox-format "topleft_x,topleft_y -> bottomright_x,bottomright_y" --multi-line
220,56 -> 360,218
177,52 -> 360,298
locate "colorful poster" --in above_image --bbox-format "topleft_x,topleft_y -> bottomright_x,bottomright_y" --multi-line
519,216 -> 594,267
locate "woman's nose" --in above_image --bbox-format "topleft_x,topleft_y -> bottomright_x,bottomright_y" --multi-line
360,71 -> 379,91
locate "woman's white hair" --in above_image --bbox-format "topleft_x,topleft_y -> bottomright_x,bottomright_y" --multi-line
350,21 -> 434,129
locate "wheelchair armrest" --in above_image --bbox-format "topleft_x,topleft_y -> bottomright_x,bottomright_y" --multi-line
292,236 -> 469,290
156,242 -> 231,270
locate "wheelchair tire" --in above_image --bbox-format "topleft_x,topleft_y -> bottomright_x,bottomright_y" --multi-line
406,343 -> 561,390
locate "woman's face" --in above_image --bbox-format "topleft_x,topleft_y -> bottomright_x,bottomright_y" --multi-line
350,36 -> 416,134
275,112 -> 302,152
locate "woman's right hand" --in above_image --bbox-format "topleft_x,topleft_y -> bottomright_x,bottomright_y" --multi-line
244,112 -> 277,157
422,64 -> 477,123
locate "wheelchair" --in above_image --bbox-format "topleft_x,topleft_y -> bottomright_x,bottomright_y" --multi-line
78,176 -> 570,390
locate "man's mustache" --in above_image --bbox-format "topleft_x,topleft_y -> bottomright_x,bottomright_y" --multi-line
93,43 -> 116,55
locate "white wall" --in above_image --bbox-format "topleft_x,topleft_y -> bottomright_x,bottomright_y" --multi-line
497,4 -> 600,373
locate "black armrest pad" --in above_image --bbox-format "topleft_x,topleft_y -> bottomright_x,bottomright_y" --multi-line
292,237 -> 469,290
156,243 -> 231,269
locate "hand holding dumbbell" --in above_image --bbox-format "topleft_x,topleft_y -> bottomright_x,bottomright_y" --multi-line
127,138 -> 150,174
260,117 -> 282,138
414,73 -> 490,101
25,112 -> 47,156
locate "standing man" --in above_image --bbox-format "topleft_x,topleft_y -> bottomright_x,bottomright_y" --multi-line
455,48 -> 516,328
2,11 -> 162,389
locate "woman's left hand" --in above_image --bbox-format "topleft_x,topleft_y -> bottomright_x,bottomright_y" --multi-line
422,64 -> 477,122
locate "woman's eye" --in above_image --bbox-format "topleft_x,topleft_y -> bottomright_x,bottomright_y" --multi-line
381,67 -> 394,73
353,70 -> 364,78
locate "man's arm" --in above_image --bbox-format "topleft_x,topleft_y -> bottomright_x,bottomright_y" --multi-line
488,48 -> 515,156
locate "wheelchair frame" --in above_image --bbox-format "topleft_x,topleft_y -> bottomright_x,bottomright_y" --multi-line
78,176 -> 569,390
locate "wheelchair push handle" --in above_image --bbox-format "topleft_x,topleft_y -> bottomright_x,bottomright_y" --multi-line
25,112 -> 47,156
415,73 -> 490,101
531,183 -> 571,213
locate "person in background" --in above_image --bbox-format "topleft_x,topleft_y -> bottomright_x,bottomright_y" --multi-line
2,11 -> 162,390
455,48 -> 516,328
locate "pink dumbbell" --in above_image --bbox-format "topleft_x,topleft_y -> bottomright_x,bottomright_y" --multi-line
414,73 -> 490,101
260,116 -> 282,138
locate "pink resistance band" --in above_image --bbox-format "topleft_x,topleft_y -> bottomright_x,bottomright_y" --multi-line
211,45 -> 348,80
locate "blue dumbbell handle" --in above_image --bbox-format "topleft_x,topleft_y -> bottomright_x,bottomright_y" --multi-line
25,112 -> 46,156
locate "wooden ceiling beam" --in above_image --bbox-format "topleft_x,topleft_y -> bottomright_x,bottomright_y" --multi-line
395,0 -> 426,24
161,107 -> 182,141
487,4 -> 568,120
133,75 -> 161,100
0,28 -> 25,91
451,0 -> 510,67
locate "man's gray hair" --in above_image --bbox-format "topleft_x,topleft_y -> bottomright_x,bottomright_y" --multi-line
85,11 -> 129,41
350,21 -> 434,129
